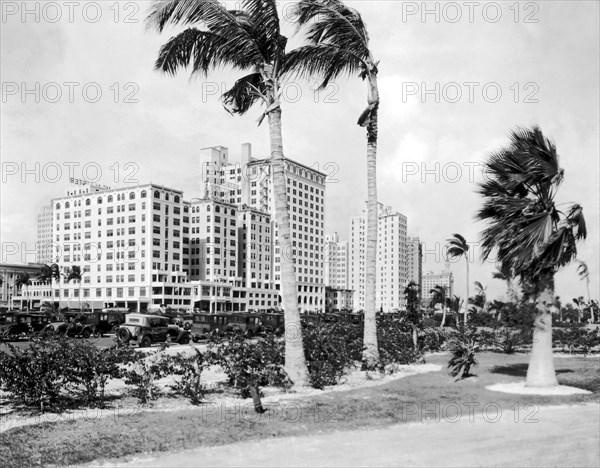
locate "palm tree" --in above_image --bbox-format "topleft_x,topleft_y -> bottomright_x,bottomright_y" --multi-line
50,263 -> 62,311
446,233 -> 470,325
287,0 -> 381,365
36,265 -> 53,309
470,281 -> 487,314
146,0 -> 310,386
573,296 -> 585,324
430,285 -> 448,327
404,281 -> 421,349
66,266 -> 83,311
477,126 -> 587,387
576,261 -> 593,322
15,273 -> 32,310
492,264 -> 518,303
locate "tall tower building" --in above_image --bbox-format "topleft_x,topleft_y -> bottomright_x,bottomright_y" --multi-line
349,203 -> 408,312
324,232 -> 349,289
199,144 -> 327,312
36,203 -> 54,263
406,236 -> 423,300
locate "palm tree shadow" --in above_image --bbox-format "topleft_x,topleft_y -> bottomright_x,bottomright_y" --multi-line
490,364 -> 574,377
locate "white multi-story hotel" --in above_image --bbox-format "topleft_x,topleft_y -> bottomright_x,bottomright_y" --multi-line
324,232 -> 349,289
422,270 -> 454,304
199,144 -> 326,312
406,236 -> 423,300
349,203 -> 409,312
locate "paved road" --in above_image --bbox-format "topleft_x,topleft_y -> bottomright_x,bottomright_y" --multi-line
86,403 -> 600,468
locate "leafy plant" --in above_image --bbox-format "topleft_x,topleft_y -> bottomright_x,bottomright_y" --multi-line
447,335 -> 478,381
169,349 -> 207,405
121,347 -> 173,404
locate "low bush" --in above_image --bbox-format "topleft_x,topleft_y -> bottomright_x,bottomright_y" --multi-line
302,321 -> 362,389
168,349 -> 207,405
554,326 -> 600,355
376,319 -> 423,370
208,334 -> 290,411
121,347 -> 174,404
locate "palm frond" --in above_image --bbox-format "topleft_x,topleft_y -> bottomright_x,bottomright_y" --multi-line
283,44 -> 364,90
221,72 -> 265,115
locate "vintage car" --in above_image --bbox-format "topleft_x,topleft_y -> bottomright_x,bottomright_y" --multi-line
116,313 -> 190,347
188,313 -> 230,342
226,313 -> 262,337
0,312 -> 50,341
42,311 -> 126,338
259,312 -> 285,335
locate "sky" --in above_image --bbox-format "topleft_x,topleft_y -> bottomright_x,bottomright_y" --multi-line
1,0 -> 599,304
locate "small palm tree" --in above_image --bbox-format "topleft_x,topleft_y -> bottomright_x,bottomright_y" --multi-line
576,261 -> 593,322
430,285 -> 448,327
477,126 -> 587,387
287,0 -> 381,365
66,266 -> 83,311
446,234 -> 470,325
147,0 -> 310,386
50,263 -> 62,311
572,296 -> 585,324
15,273 -> 32,310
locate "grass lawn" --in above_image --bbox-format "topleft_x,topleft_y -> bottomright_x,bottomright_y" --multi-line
1,352 -> 598,467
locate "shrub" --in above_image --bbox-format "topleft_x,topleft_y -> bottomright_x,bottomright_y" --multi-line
169,349 -> 207,405
208,334 -> 290,410
554,326 -> 600,355
447,334 -> 478,381
376,319 -> 423,369
302,322 -> 361,389
121,347 -> 174,404
61,340 -> 137,406
419,327 -> 447,353
0,338 -> 69,411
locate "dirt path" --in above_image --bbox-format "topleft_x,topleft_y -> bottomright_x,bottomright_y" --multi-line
87,403 -> 600,468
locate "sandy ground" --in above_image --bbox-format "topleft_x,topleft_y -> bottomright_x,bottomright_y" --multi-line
84,403 -> 600,468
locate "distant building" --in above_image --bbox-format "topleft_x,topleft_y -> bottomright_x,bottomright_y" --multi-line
324,232 -> 349,289
0,263 -> 46,309
325,287 -> 354,313
406,237 -> 423,300
422,270 -> 454,304
36,203 -> 54,264
349,203 -> 408,312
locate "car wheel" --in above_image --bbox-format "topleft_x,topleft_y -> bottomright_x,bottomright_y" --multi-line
117,327 -> 132,344
139,335 -> 152,348
93,329 -> 102,338
184,322 -> 192,331
192,334 -> 200,343
245,329 -> 253,339
82,328 -> 91,339
178,332 -> 190,345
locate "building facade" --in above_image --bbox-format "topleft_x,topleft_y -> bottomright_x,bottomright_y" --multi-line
422,270 -> 454,304
349,203 -> 408,312
199,144 -> 327,312
323,232 -> 349,289
0,263 -> 46,309
325,287 -> 354,312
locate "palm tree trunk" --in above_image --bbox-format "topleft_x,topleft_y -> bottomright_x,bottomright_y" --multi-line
585,280 -> 593,322
267,106 -> 310,388
363,75 -> 380,366
464,257 -> 469,326
526,273 -> 558,387
441,306 -> 447,327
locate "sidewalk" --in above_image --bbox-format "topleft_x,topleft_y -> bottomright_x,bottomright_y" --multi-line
86,402 -> 600,468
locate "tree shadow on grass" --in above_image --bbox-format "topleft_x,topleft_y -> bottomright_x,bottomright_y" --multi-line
490,364 -> 574,377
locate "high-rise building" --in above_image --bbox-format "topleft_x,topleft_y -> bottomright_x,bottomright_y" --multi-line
324,232 -> 349,289
422,270 -> 454,304
199,144 -> 327,312
349,203 -> 408,312
406,236 -> 423,299
36,203 -> 53,264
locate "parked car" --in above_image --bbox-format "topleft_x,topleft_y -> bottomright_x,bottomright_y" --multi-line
226,313 -> 262,337
1,312 -> 50,341
259,312 -> 285,335
116,313 -> 190,347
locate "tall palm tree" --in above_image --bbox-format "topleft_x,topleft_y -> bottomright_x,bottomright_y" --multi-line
146,0 -> 310,386
477,126 -> 587,387
572,296 -> 585,324
492,263 -> 518,303
15,273 -> 32,310
430,285 -> 448,327
576,261 -> 593,322
287,0 -> 381,365
66,266 -> 83,311
446,233 -> 470,325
